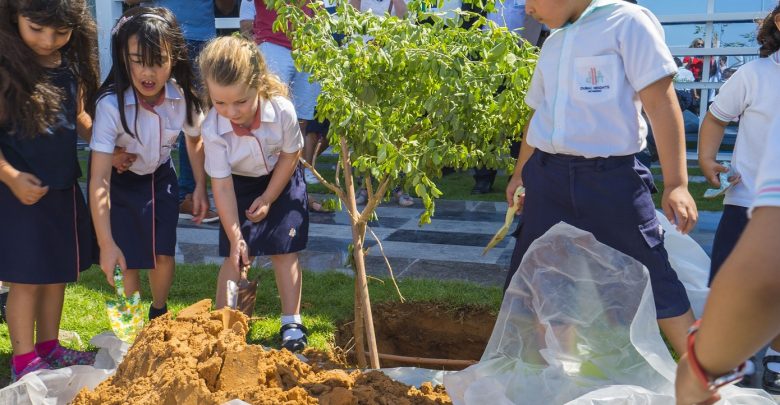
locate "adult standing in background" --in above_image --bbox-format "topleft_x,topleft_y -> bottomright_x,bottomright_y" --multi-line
124,0 -> 235,223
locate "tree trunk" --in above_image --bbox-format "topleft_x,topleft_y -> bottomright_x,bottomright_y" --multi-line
340,137 -> 381,369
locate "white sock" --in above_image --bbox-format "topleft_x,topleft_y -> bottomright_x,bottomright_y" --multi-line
281,315 -> 304,341
766,348 -> 780,373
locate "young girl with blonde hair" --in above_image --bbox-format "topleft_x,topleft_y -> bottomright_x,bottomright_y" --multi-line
198,35 -> 309,352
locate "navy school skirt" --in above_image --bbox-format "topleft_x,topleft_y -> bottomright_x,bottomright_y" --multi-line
219,165 -> 308,257
506,150 -> 691,319
708,204 -> 748,285
0,183 -> 92,284
108,160 -> 178,270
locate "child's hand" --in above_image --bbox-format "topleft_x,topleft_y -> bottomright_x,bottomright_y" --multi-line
246,196 -> 270,223
662,185 -> 698,234
190,185 -> 209,224
699,158 -> 729,188
230,239 -> 250,271
505,176 -> 525,214
99,243 -> 126,287
675,353 -> 721,405
9,171 -> 49,205
112,147 -> 137,173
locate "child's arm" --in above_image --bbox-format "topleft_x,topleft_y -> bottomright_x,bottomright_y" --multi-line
639,76 -> 697,234
76,85 -> 92,143
212,176 -> 249,267
89,151 -> 125,285
0,150 -> 48,205
697,112 -> 730,187
185,134 -> 209,224
675,207 -> 780,405
505,117 -> 533,211
246,149 -> 301,223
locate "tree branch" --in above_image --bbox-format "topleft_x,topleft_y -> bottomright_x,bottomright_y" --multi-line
367,225 -> 405,302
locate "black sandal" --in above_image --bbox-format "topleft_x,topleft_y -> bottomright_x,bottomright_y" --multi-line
280,323 -> 308,352
762,355 -> 780,394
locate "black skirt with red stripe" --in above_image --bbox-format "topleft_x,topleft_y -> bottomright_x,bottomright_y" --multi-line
108,160 -> 178,270
219,165 -> 308,257
0,184 -> 93,284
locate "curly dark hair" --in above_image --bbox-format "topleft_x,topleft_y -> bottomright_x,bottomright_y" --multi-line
758,3 -> 780,57
0,0 -> 99,137
95,7 -> 202,138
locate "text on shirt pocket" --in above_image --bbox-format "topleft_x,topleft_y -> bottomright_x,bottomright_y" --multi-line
572,55 -> 619,103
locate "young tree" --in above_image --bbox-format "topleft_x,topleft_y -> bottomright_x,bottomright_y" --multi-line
269,0 -> 537,368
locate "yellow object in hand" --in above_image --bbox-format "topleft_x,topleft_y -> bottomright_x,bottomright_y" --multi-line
482,186 -> 524,256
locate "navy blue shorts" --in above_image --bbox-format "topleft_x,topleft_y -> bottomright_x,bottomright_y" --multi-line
507,150 -> 691,319
219,165 -> 309,257
708,204 -> 748,285
109,160 -> 178,269
0,184 -> 93,284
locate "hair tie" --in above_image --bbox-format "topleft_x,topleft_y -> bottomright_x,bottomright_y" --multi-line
111,13 -> 169,36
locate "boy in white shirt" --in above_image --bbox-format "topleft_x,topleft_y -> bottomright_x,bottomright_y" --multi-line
505,0 -> 697,356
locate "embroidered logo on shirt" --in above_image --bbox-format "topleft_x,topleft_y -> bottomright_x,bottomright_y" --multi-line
289,228 -> 297,238
580,66 -> 610,93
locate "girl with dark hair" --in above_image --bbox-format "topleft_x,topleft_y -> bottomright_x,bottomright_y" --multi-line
0,0 -> 99,381
89,7 -> 207,322
697,4 -> 780,391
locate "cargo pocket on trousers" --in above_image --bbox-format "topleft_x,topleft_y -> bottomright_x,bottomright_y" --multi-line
638,217 -> 665,249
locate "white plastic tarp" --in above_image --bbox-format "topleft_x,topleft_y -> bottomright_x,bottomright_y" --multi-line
445,222 -> 775,405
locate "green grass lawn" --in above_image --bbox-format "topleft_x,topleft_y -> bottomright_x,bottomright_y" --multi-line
0,264 -> 502,386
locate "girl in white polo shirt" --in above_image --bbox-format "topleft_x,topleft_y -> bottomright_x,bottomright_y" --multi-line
505,0 -> 698,356
90,8 -> 207,320
198,36 -> 310,352
697,4 -> 780,391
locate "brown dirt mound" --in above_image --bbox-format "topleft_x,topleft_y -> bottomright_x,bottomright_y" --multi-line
72,299 -> 451,405
335,301 -> 496,370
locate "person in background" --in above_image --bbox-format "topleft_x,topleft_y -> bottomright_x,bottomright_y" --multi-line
696,4 -> 780,390
124,0 -> 234,223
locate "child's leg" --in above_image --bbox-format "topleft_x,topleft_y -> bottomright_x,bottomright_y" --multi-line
122,269 -> 141,297
6,283 -> 40,356
149,255 -> 175,309
270,253 -> 302,316
657,309 -> 695,356
34,283 -> 65,343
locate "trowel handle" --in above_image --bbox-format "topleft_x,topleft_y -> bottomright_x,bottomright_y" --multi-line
113,265 -> 125,297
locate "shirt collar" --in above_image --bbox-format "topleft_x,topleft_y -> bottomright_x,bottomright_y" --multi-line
217,98 -> 278,136
771,50 -> 780,66
123,80 -> 181,107
555,0 -> 621,31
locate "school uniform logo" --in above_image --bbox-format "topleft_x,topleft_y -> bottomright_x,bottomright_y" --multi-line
574,55 -> 617,102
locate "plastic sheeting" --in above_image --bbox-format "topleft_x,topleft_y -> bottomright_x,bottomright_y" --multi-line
656,211 -> 710,318
0,333 -> 128,405
445,222 -> 775,405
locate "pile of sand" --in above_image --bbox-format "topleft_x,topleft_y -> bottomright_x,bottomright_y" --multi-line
72,300 -> 451,405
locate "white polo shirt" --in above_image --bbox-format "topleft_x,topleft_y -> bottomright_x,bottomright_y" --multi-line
708,50 -> 780,207
525,0 -> 676,158
201,96 -> 304,179
91,81 -> 203,175
751,118 -> 780,214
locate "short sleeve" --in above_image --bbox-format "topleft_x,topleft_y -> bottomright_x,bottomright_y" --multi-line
619,8 -> 677,92
90,95 -> 121,154
277,98 -> 304,153
750,120 -> 780,214
524,63 -> 544,110
708,66 -> 751,123
201,111 -> 233,179
183,108 -> 205,137
240,0 -> 256,20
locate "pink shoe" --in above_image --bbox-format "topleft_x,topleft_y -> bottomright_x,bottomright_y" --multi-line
11,356 -> 51,382
43,344 -> 96,369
